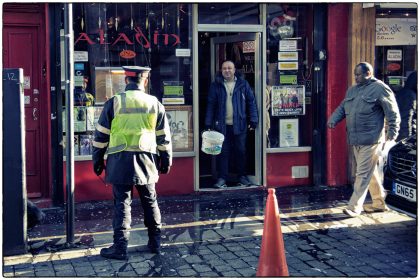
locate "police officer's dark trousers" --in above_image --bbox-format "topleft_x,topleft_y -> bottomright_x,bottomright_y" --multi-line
112,183 -> 162,251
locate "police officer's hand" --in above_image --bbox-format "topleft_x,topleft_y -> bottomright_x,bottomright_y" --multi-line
159,156 -> 171,174
93,159 -> 105,176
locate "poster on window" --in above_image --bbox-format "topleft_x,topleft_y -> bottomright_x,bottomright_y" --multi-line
279,118 -> 299,147
166,105 -> 193,151
79,134 -> 93,155
376,18 -> 417,46
162,81 -> 185,105
271,85 -> 305,116
74,106 -> 87,132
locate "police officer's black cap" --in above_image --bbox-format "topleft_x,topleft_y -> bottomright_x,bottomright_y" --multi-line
122,66 -> 151,77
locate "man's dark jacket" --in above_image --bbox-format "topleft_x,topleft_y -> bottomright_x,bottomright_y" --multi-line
205,73 -> 258,135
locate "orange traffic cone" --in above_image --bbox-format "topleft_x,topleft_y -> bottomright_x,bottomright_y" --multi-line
256,188 -> 289,277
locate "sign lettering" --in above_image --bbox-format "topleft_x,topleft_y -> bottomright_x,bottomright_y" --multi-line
376,18 -> 417,46
75,28 -> 181,48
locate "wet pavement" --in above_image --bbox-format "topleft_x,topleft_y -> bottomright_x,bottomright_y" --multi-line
3,185 -> 417,277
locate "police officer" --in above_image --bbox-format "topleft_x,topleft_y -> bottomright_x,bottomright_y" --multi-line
92,66 -> 172,260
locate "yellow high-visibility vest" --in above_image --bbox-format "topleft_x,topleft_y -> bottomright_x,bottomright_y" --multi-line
108,90 -> 158,154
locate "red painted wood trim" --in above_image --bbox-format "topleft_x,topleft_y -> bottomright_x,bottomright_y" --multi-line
326,4 -> 350,186
64,157 -> 195,202
43,3 -> 53,198
266,153 -> 312,187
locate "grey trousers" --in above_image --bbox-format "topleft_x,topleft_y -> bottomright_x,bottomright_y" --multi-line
347,144 -> 387,214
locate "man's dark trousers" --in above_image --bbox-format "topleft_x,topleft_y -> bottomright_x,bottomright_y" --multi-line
217,125 -> 247,180
112,184 -> 162,250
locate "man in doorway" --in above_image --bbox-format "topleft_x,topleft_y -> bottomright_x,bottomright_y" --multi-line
92,66 -> 172,259
327,62 -> 400,217
205,60 -> 258,188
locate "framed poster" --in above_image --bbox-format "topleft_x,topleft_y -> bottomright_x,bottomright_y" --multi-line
279,118 -> 299,147
271,85 -> 305,116
166,105 -> 193,151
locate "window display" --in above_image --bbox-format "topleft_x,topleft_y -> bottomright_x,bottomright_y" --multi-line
65,3 -> 194,158
266,4 -> 313,149
374,13 -> 417,92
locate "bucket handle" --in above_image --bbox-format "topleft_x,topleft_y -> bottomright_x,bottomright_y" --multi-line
201,128 -> 213,138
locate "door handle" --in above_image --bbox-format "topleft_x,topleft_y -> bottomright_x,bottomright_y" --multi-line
33,108 -> 38,120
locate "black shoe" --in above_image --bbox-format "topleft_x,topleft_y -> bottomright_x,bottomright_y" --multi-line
238,176 -> 252,186
213,178 -> 227,189
147,241 -> 161,254
100,245 -> 128,260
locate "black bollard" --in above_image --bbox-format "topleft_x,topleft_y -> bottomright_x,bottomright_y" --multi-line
3,68 -> 28,255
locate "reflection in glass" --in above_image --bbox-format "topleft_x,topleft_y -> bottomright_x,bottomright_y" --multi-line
198,3 -> 260,24
69,3 -> 194,153
266,4 -> 314,148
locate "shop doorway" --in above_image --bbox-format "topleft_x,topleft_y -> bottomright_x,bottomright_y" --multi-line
198,32 -> 262,190
3,8 -> 49,198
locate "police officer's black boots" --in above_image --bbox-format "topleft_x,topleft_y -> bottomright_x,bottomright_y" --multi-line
148,228 -> 161,254
100,244 -> 128,260
147,240 -> 161,254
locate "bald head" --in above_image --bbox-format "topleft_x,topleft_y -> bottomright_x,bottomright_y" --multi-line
354,62 -> 373,85
221,60 -> 236,81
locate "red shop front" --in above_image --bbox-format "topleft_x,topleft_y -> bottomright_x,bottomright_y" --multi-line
4,3 -> 386,206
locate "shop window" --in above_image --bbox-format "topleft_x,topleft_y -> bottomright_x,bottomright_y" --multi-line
375,11 -> 417,91
64,3 -> 193,158
198,4 -> 260,24
265,4 -> 314,149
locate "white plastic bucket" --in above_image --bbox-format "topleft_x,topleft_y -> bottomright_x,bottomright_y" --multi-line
201,131 -> 225,155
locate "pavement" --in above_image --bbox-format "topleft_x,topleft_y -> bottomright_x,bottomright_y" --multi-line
3,185 -> 417,277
